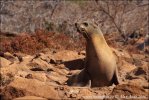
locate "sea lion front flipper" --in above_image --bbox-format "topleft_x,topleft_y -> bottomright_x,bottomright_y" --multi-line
67,69 -> 90,87
112,68 -> 120,85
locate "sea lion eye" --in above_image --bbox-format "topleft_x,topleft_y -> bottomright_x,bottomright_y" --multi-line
83,22 -> 88,27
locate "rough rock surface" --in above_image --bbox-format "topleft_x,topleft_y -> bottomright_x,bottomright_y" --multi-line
109,84 -> 148,100
0,49 -> 148,99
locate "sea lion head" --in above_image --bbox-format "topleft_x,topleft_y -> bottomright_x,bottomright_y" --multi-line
75,21 -> 99,39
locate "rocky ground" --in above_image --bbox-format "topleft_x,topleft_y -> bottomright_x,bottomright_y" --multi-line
0,1 -> 148,99
0,41 -> 148,99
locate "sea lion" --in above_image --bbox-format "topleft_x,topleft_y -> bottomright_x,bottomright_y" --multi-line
67,21 -> 119,87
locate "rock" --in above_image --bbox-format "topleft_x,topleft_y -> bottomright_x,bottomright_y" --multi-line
22,55 -> 33,63
120,60 -> 136,72
29,72 -> 47,82
53,50 -> 84,61
13,96 -> 47,100
32,53 -> 51,63
49,58 -> 63,65
110,84 -> 148,100
111,48 -> 131,59
17,71 -> 47,82
141,61 -> 148,68
49,59 -> 57,64
46,71 -> 68,85
78,50 -> 86,55
13,53 -> 26,57
40,54 -> 51,62
32,53 -> 41,59
27,62 -> 46,71
30,67 -> 45,71
132,59 -> 142,66
53,67 -> 69,76
132,54 -> 145,60
78,88 -> 93,98
40,48 -> 51,54
0,48 -> 148,100
118,60 -> 136,81
51,50 -> 85,70
128,79 -> 149,89
3,52 -> 17,62
126,66 -> 148,82
63,58 -> 84,70
29,58 -> 54,70
0,73 -> 13,86
65,88 -> 79,98
0,57 -> 12,67
111,48 -> 135,68
13,53 -> 26,62
25,74 -> 33,79
1,76 -> 60,99
1,63 -> 30,77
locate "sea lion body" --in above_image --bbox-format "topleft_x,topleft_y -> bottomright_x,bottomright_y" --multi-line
67,22 -> 119,87
86,33 -> 118,87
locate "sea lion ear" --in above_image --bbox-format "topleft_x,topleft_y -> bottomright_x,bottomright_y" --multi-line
92,23 -> 98,29
90,20 -> 98,28
91,19 -> 98,27
94,22 -> 98,26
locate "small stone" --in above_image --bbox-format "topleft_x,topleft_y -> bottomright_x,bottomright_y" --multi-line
47,68 -> 53,72
70,93 -> 77,98
78,51 -> 86,55
49,59 -> 57,64
25,74 -> 33,79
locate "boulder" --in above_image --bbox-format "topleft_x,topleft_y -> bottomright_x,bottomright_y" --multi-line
2,76 -> 60,99
0,57 -> 11,67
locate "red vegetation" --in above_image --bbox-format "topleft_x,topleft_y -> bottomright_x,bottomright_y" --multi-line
0,30 -> 85,55
0,30 -> 147,55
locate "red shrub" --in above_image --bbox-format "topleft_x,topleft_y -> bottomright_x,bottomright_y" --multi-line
0,30 -> 85,54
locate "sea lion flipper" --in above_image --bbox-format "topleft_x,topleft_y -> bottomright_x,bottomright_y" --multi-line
112,68 -> 119,85
67,69 -> 90,87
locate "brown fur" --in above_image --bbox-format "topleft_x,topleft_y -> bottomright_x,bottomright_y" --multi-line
67,21 -> 119,87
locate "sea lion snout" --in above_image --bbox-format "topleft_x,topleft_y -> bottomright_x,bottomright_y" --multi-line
75,23 -> 78,27
75,23 -> 80,32
75,22 -> 84,33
